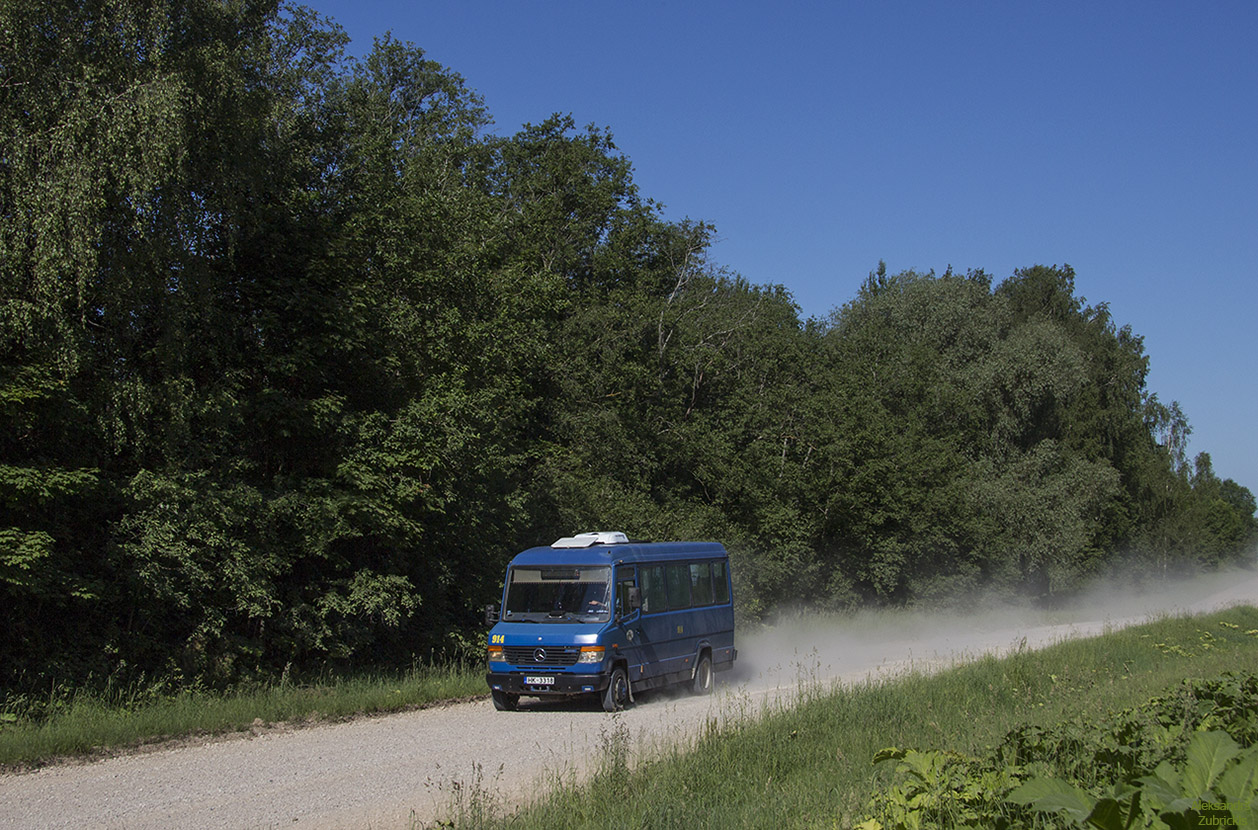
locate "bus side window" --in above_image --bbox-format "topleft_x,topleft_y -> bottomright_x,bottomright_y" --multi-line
615,570 -> 636,618
666,563 -> 691,610
712,560 -> 729,604
641,565 -> 667,614
689,562 -> 714,606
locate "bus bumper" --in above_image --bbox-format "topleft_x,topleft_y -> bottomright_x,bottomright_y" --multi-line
485,671 -> 610,696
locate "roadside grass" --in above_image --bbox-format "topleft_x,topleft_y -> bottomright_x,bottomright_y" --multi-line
0,661 -> 485,770
442,605 -> 1258,829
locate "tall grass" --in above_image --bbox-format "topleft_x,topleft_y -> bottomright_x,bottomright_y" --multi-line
444,606 -> 1258,829
0,661 -> 484,770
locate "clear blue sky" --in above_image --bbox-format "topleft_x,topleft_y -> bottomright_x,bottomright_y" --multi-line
306,0 -> 1258,492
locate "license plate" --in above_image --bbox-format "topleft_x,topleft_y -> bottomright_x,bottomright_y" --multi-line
525,676 -> 554,685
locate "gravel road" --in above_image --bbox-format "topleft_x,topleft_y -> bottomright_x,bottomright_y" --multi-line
3,567 -> 1256,830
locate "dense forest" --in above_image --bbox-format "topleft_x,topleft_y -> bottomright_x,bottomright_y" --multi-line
2,0 -> 1254,695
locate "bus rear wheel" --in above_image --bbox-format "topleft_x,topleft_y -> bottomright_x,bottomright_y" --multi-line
602,666 -> 629,712
691,653 -> 713,695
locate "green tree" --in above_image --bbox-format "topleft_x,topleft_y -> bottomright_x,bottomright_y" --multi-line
0,0 -> 238,684
816,269 -> 998,602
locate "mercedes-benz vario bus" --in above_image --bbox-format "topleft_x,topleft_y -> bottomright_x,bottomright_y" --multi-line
484,532 -> 736,711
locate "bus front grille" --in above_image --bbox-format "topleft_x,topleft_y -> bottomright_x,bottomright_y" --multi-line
503,646 -> 581,667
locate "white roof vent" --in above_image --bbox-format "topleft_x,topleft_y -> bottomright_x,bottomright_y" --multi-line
552,531 -> 630,548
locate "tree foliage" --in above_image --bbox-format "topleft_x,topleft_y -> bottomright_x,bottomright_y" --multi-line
1,2 -> 1253,693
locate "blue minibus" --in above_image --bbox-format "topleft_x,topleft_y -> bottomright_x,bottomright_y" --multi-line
484,532 -> 736,711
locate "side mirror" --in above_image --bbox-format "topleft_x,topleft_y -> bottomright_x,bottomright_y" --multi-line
627,586 -> 641,613
485,604 -> 499,626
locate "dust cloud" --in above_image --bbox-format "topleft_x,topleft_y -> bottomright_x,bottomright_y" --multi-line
728,559 -> 1258,694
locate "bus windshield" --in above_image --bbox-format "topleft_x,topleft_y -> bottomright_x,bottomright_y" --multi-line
502,566 -> 612,623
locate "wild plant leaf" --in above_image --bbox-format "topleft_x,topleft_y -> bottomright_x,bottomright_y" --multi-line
1008,777 -> 1095,821
1182,731 -> 1241,799
1155,812 -> 1196,830
1137,761 -> 1194,814
873,747 -> 906,765
1225,804 -> 1258,830
1119,788 -> 1143,830
1084,797 -> 1127,830
1217,747 -> 1258,804
899,750 -> 944,785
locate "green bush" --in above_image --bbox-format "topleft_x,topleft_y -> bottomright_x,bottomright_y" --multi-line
856,670 -> 1258,829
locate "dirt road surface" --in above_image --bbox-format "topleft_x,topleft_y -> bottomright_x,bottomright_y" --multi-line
3,567 -> 1256,830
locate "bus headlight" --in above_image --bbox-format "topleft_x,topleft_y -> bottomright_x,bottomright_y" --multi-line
487,645 -> 504,663
578,646 -> 605,664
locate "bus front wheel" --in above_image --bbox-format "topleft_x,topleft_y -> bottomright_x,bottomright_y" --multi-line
492,689 -> 519,711
602,666 -> 629,712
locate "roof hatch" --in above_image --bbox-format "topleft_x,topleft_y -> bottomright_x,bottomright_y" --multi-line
551,531 -> 630,548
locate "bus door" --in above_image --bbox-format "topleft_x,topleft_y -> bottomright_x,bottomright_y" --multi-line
613,566 -> 646,685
